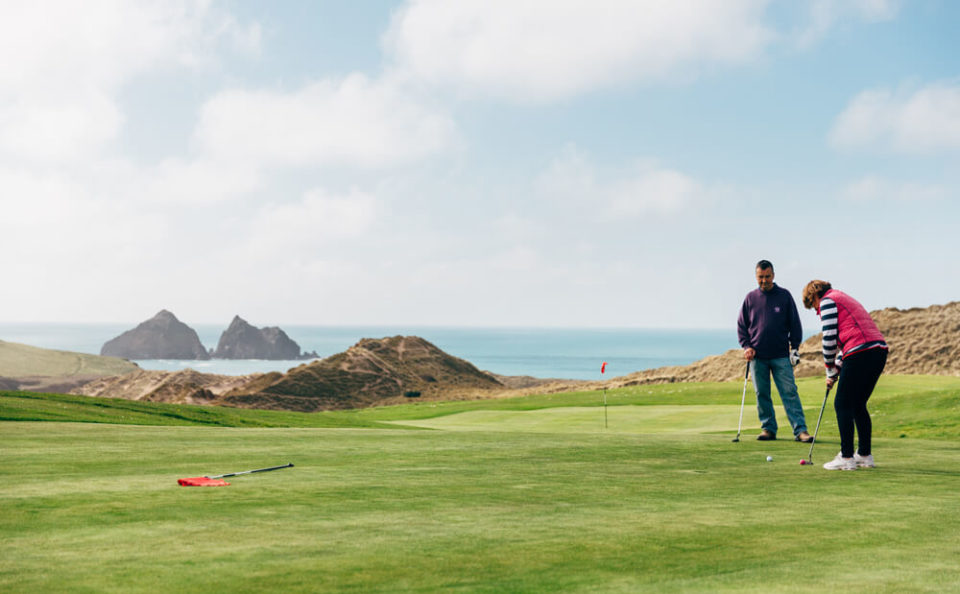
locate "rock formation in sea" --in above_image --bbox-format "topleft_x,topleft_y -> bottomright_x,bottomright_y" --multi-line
101,310 -> 210,360
212,315 -> 315,360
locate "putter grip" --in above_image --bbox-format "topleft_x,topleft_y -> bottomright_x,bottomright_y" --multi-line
250,463 -> 294,473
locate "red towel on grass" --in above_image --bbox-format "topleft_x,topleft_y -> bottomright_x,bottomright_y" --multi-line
177,477 -> 230,487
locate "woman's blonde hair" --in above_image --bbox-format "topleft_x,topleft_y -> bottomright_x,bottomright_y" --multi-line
802,280 -> 832,309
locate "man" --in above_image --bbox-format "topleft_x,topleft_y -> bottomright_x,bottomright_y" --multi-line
737,260 -> 813,442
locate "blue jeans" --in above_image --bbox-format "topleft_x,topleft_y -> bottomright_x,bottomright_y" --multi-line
750,357 -> 807,436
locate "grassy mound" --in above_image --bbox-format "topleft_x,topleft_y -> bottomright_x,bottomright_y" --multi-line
0,340 -> 138,377
2,375 -> 960,592
0,390 -> 404,429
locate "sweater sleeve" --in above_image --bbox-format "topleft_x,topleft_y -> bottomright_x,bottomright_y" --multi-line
820,297 -> 839,378
737,298 -> 751,349
788,295 -> 802,350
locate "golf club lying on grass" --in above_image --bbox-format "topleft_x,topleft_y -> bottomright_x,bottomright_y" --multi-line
178,463 -> 294,487
800,386 -> 833,465
732,362 -> 750,443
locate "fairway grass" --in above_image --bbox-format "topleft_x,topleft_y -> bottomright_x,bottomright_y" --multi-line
3,376 -> 960,592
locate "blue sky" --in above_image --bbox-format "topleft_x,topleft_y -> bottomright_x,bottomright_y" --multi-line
1,0 -> 957,330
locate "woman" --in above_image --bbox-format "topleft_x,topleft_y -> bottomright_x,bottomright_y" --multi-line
802,280 -> 888,470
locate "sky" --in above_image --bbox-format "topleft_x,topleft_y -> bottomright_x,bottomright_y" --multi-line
1,0 -> 958,330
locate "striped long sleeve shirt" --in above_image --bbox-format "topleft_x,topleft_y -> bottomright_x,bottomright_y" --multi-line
819,297 -> 841,378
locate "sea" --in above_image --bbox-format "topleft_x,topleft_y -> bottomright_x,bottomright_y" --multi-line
0,323 -> 740,381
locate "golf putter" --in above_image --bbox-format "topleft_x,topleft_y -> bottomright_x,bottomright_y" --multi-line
804,384 -> 833,464
732,362 -> 750,442
205,463 -> 294,479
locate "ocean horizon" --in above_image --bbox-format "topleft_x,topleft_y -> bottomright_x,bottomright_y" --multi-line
0,323 -> 744,380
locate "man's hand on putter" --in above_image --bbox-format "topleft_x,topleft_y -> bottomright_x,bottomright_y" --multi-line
743,347 -> 755,361
826,374 -> 837,388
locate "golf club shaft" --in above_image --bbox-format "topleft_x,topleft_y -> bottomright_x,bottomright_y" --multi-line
734,362 -> 749,441
808,386 -> 832,461
206,463 -> 294,479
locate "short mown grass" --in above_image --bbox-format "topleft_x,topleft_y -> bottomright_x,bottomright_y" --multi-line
2,375 -> 960,592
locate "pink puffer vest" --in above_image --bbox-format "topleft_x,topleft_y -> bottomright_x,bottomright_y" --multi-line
820,289 -> 885,353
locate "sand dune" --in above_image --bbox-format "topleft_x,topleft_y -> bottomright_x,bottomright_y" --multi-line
604,301 -> 960,387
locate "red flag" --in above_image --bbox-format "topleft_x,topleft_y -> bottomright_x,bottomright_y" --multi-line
601,361 -> 607,374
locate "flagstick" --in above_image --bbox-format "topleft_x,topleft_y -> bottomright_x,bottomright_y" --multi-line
600,361 -> 608,429
603,387 -> 608,429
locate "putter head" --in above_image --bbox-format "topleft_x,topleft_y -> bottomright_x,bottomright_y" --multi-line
731,437 -> 740,443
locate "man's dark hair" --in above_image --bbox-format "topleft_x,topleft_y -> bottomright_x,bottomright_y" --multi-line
756,260 -> 774,272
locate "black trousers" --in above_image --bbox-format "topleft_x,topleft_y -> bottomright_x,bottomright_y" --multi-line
834,348 -> 888,458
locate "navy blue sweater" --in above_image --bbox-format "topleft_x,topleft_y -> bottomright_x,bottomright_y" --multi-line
737,284 -> 802,359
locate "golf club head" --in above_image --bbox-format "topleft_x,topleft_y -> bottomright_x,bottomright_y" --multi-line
731,437 -> 740,443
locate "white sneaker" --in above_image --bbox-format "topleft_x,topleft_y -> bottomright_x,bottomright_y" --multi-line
823,453 -> 856,471
854,452 -> 875,468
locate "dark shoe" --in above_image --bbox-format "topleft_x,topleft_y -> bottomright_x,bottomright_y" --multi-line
796,431 -> 814,443
757,430 -> 776,441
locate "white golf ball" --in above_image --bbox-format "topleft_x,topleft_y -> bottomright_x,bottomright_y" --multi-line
766,456 -> 773,462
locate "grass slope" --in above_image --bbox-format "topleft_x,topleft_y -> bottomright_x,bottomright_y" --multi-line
3,375 -> 960,592
0,340 -> 137,377
0,391 -> 406,429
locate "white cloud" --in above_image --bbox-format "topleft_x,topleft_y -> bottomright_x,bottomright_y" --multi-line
795,0 -> 899,48
485,245 -> 542,273
493,213 -> 538,240
384,0 -> 773,102
0,167 -> 170,295
0,91 -> 123,162
247,187 -> 380,256
535,145 -> 709,218
830,82 -> 960,153
0,2 -> 461,324
607,166 -> 703,216
133,157 -> 264,205
194,74 -> 458,168
841,175 -> 948,202
0,1 -> 259,164
535,144 -> 597,204
854,0 -> 900,21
